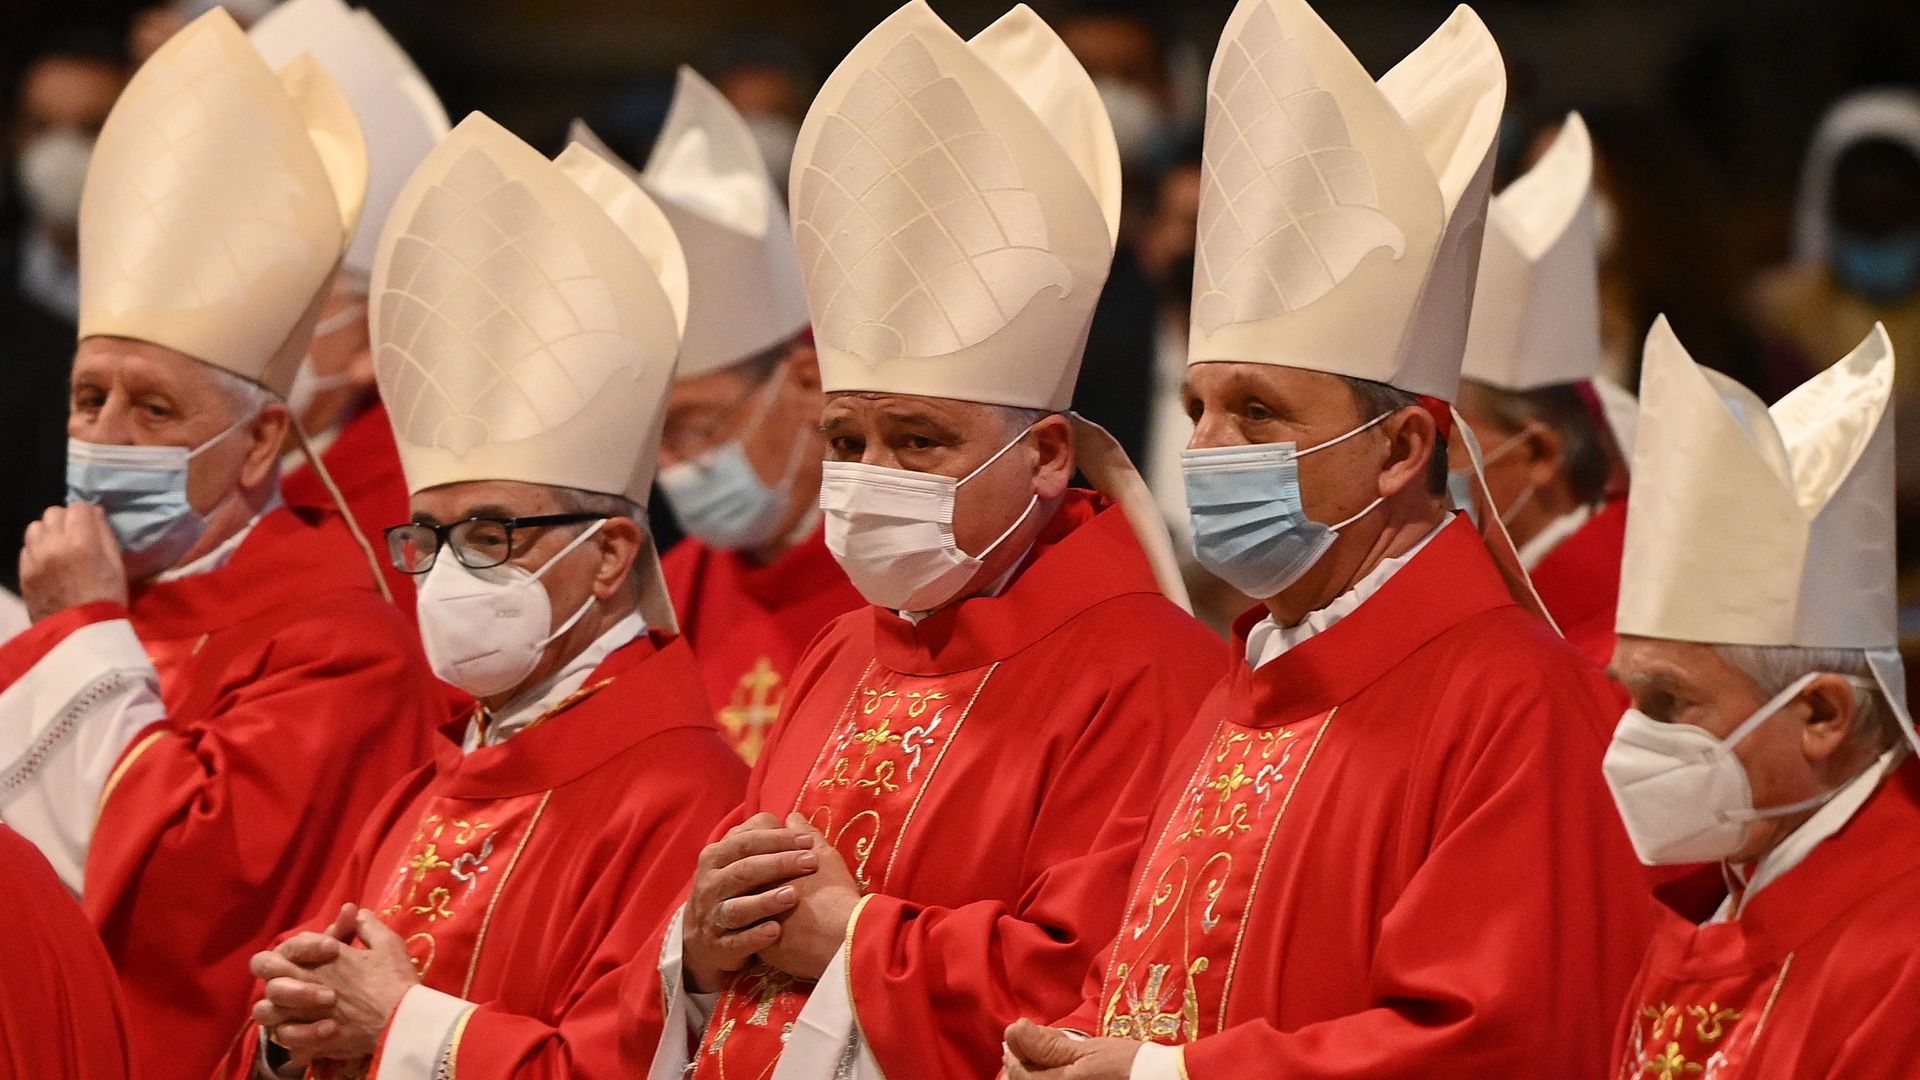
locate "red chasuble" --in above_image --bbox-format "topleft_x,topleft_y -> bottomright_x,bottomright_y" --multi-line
1527,495 -> 1627,669
1060,516 -> 1653,1078
661,526 -> 865,763
1610,759 -> 1920,1079
658,491 -> 1227,1080
281,400 -> 416,610
0,825 -> 134,1079
0,504 -> 441,1080
216,634 -> 746,1080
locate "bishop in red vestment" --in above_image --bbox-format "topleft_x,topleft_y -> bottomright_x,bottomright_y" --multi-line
0,824 -> 134,1080
1007,6 -> 1651,1077
231,110 -> 744,1080
646,491 -> 1225,1080
0,501 -> 440,1080
219,633 -> 745,1080
1611,759 -> 1920,1079
0,16 -> 444,1078
1031,519 -> 1649,1078
657,7 -> 1224,1078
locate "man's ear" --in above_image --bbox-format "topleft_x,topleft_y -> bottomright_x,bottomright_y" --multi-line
784,341 -> 821,394
1376,406 -> 1437,500
1523,422 -> 1566,488
1030,413 -> 1075,499
1800,673 -> 1865,765
593,516 -> 645,603
239,402 -> 292,489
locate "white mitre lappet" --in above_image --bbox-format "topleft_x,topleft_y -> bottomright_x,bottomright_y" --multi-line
1618,317 -> 1916,752
789,0 -> 1194,610
249,0 -> 451,287
1188,0 -> 1505,402
571,66 -> 811,379
77,7 -> 368,397
370,113 -> 691,632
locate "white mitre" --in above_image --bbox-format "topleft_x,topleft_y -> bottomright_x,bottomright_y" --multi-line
789,0 -> 1121,410
371,113 -> 690,631
570,67 -> 811,380
77,8 -> 368,397
1460,113 -> 1601,391
1618,316 -> 1913,749
250,0 -> 451,286
1188,0 -> 1504,402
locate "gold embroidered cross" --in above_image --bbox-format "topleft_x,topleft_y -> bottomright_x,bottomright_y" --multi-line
1646,1042 -> 1704,1079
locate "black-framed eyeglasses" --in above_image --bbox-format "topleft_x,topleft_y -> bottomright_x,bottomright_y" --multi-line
384,513 -> 607,575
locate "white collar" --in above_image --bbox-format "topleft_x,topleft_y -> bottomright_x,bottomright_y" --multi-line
1515,502 -> 1600,571
152,493 -> 283,584
465,612 -> 646,750
1713,744 -> 1909,922
1245,516 -> 1451,670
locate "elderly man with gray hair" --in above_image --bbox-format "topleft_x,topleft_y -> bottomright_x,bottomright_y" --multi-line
1606,317 -> 1920,1076
0,14 -> 440,1079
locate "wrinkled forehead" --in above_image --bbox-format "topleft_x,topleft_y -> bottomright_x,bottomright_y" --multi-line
1609,634 -> 1758,699
72,335 -> 225,396
409,479 -> 570,524
821,391 -> 1014,432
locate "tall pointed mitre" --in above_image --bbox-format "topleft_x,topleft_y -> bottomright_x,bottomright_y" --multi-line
77,8 -> 368,397
789,0 -> 1122,410
370,113 -> 690,631
249,0 -> 451,285
1618,317 -> 1912,746
568,68 -> 811,380
1187,0 -> 1505,401
1460,113 -> 1601,390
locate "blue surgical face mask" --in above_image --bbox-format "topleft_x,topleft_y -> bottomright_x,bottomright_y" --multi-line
66,413 -> 253,579
1830,227 -> 1920,305
657,375 -> 808,551
1182,411 -> 1391,600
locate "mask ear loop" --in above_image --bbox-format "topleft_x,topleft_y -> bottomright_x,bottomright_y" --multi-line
288,416 -> 394,604
528,518 -> 612,646
1453,405 -> 1559,635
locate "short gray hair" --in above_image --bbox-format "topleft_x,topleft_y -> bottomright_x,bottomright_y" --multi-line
1715,643 -> 1896,757
1339,375 -> 1449,496
551,486 -> 647,599
206,365 -> 276,423
992,405 -> 1054,438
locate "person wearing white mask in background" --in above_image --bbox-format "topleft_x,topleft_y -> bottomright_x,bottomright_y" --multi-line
0,14 -> 441,1080
1606,318 -> 1920,1077
635,7 -> 1224,1080
1,35 -> 130,602
1452,113 -> 1635,670
570,69 -> 864,766
1005,3 -> 1648,1078
249,0 -> 453,608
219,112 -> 746,1080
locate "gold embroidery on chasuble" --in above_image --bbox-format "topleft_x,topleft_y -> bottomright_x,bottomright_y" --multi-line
692,661 -> 996,1080
1098,709 -> 1335,1045
367,791 -> 550,994
1615,957 -> 1795,1080
719,656 -> 786,765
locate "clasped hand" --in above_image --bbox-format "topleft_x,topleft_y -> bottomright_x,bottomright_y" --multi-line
681,812 -> 862,993
249,905 -> 421,1070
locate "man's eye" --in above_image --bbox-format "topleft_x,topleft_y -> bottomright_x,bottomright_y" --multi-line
902,435 -> 937,451
828,436 -> 863,456
1243,401 -> 1273,421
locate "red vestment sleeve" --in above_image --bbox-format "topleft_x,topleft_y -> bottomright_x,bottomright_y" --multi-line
407,728 -> 746,1080
847,648 -> 1215,1080
84,596 -> 437,1080
1177,673 -> 1644,1080
0,825 -> 134,1079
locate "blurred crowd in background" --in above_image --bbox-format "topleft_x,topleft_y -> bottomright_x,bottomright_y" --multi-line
4,0 -> 1919,627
